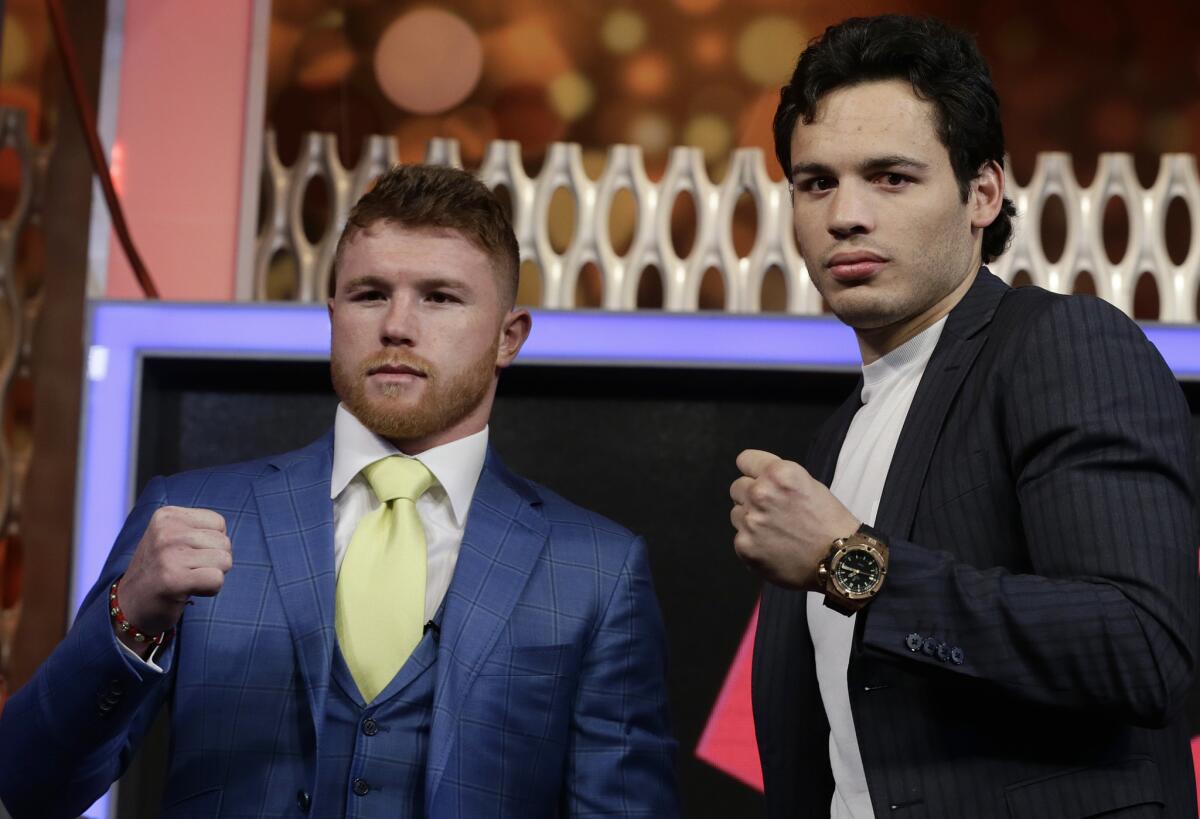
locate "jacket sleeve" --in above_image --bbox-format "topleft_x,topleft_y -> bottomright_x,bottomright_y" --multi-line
858,295 -> 1199,727
0,478 -> 177,819
560,535 -> 681,817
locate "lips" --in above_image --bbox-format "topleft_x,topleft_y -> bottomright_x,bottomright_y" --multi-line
826,251 -> 887,282
368,363 -> 426,377
363,354 -> 431,383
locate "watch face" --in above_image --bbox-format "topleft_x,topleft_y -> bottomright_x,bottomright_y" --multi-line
832,548 -> 882,595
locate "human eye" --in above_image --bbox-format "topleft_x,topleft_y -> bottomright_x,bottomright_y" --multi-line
873,171 -> 911,189
426,290 -> 462,305
349,287 -> 386,302
795,176 -> 836,193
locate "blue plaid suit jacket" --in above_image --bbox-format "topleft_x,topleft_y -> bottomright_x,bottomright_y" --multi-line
0,437 -> 679,818
753,269 -> 1199,818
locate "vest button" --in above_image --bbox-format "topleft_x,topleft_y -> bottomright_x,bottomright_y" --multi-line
352,777 -> 370,797
362,717 -> 379,736
296,790 -> 311,812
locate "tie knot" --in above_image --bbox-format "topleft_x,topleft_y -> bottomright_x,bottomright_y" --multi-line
362,456 -> 435,503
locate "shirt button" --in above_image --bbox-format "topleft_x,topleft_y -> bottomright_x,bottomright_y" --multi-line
921,637 -> 938,656
950,646 -> 965,665
362,717 -> 379,736
905,632 -> 923,652
935,642 -> 951,663
352,778 -> 370,797
296,790 -> 311,812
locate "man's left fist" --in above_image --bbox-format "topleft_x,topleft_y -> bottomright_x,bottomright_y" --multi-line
729,449 -> 859,590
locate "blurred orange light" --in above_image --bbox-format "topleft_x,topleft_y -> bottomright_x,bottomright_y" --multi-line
693,30 -> 728,68
374,9 -> 483,115
483,17 -> 572,88
625,52 -> 672,98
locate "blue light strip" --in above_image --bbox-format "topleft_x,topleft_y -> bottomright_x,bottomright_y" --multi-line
73,300 -> 1200,818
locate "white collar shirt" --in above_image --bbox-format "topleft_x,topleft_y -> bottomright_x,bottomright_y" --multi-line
330,403 -> 487,622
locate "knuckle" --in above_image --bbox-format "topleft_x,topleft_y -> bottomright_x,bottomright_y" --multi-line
747,483 -> 770,505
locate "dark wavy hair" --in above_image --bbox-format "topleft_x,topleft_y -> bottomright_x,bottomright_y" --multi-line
331,164 -> 520,304
773,15 -> 1016,263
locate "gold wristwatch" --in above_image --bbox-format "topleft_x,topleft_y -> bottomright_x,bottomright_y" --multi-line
817,524 -> 889,615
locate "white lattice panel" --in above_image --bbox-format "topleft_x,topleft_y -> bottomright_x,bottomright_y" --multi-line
250,133 -> 1200,322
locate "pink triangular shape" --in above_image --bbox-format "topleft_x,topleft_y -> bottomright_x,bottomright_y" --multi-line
695,604 -> 763,791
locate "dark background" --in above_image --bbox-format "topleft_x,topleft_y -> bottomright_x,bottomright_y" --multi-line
121,354 -> 1200,818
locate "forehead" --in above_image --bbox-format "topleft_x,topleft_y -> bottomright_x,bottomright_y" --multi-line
789,79 -> 947,168
340,223 -> 492,275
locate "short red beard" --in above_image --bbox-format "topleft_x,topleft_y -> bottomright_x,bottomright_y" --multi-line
331,341 -> 498,446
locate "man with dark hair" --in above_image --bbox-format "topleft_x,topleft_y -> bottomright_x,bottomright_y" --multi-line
0,164 -> 680,818
731,15 -> 1197,818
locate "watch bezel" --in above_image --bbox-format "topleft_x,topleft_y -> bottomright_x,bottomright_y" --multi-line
826,535 -> 888,601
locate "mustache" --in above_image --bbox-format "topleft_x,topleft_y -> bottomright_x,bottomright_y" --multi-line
360,351 -> 434,379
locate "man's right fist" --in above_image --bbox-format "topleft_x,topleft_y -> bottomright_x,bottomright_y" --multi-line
115,506 -> 232,645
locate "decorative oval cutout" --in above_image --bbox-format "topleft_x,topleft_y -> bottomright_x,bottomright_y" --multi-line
548,187 -> 576,254
516,259 -> 542,307
636,265 -> 664,309
699,265 -> 724,311
1164,196 -> 1191,266
1102,196 -> 1129,265
1039,193 -> 1067,264
1011,270 -> 1033,288
760,264 -> 788,312
608,187 -> 638,257
671,190 -> 698,258
574,261 -> 603,308
1133,271 -> 1159,320
1071,270 -> 1097,296
267,247 -> 300,300
732,190 -> 757,258
301,174 -> 331,245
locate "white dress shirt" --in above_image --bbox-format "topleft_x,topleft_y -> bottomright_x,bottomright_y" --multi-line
331,403 -> 487,623
808,317 -> 946,819
118,405 -> 487,669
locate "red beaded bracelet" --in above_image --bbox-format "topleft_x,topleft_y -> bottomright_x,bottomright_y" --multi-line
109,577 -> 173,647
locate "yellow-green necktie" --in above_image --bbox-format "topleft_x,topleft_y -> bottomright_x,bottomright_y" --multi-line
335,456 -> 435,702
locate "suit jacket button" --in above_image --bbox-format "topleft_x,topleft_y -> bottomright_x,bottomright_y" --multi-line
296,790 -> 311,813
361,717 -> 379,736
935,642 -> 951,662
950,646 -> 965,665
352,778 -> 370,797
905,633 -> 923,652
921,637 -> 938,656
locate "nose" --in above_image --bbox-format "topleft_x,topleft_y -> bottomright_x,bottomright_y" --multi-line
826,182 -> 873,239
381,296 -> 418,347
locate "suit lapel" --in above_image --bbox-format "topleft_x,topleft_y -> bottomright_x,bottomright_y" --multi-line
874,269 -> 1009,538
253,432 -> 338,734
426,448 -> 549,803
808,381 -> 863,485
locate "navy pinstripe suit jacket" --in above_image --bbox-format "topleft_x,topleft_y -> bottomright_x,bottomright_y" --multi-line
753,269 -> 1199,818
0,438 -> 679,818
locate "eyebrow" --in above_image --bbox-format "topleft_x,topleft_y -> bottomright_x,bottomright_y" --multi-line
341,274 -> 470,293
341,275 -> 391,292
791,155 -> 931,178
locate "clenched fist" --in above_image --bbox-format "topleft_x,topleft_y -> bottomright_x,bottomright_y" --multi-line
729,449 -> 858,589
114,506 -> 231,653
